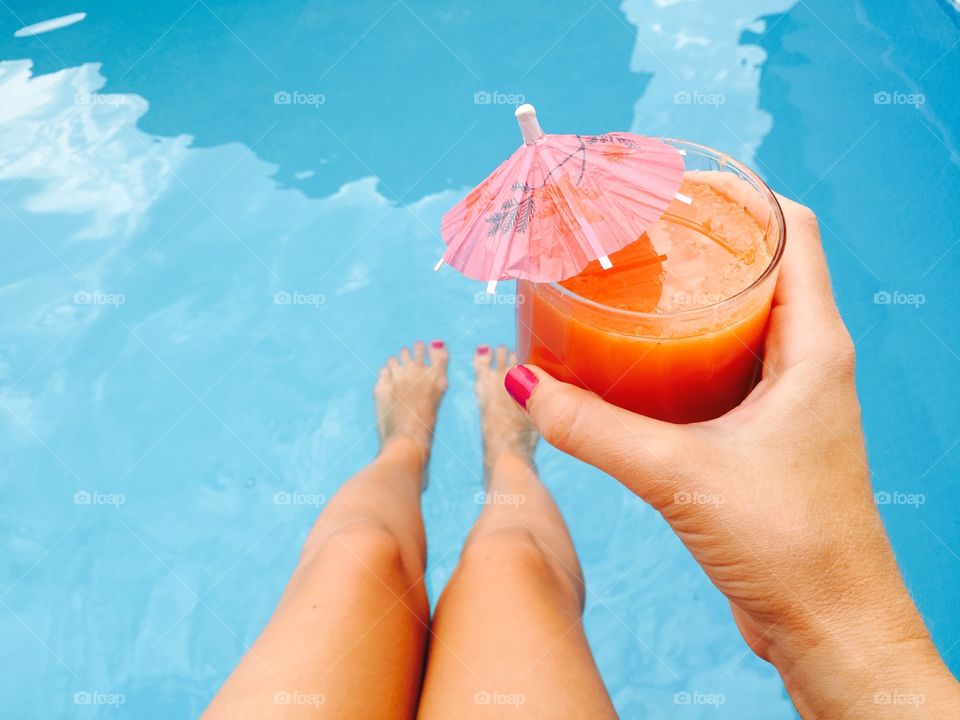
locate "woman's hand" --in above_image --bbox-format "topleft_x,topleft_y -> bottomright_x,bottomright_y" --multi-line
504,194 -> 960,718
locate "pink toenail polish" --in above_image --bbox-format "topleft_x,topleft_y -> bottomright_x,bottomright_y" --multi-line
504,366 -> 538,409
431,340 -> 444,349
477,345 -> 490,355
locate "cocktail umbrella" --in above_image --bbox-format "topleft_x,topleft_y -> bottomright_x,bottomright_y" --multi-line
438,104 -> 688,293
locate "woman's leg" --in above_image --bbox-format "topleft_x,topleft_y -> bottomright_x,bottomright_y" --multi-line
205,341 -> 449,719
416,346 -> 616,719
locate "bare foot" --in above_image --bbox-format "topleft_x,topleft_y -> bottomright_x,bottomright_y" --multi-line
474,345 -> 539,484
375,340 -> 449,467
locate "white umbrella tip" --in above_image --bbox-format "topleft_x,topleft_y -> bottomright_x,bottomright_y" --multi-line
515,104 -> 543,145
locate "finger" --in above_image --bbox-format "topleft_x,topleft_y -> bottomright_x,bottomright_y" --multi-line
504,365 -> 691,504
761,194 -> 858,379
772,193 -> 841,324
686,171 -> 849,369
688,171 -> 841,327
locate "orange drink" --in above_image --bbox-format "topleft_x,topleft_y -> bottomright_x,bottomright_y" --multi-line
516,141 -> 785,423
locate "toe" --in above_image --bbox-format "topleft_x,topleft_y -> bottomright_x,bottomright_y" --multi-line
387,356 -> 400,374
508,351 -> 518,367
400,347 -> 412,365
428,340 -> 448,369
473,345 -> 492,372
413,341 -> 425,364
495,344 -> 509,369
375,365 -> 390,391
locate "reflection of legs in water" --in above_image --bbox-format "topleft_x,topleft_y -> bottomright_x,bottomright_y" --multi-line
205,341 -> 449,720
416,346 -> 616,719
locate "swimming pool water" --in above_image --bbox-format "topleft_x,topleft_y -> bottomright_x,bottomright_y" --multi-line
1,1 -> 958,717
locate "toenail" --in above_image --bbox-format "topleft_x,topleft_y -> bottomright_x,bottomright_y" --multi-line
431,340 -> 445,349
505,366 -> 538,409
477,345 -> 490,355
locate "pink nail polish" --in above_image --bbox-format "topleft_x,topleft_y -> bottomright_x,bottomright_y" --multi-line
477,345 -> 490,355
430,340 -> 444,349
504,366 -> 538,409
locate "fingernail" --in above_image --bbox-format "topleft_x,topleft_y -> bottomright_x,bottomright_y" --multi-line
430,340 -> 444,349
477,345 -> 490,355
504,365 -> 538,409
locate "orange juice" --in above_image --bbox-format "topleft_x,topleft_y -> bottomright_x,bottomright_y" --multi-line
516,152 -> 785,423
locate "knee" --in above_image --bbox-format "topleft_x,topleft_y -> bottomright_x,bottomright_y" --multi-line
459,527 -> 585,609
301,520 -> 419,591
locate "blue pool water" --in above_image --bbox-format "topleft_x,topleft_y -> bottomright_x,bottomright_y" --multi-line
1,1 -> 958,717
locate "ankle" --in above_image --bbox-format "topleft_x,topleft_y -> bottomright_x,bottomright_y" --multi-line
380,434 -> 429,466
484,448 -> 535,482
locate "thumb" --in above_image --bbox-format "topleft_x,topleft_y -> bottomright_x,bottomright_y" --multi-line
504,364 -> 688,502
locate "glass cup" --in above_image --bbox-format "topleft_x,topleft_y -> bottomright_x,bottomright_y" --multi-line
515,139 -> 786,423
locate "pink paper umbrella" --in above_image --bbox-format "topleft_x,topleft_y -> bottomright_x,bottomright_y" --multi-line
438,104 -> 688,293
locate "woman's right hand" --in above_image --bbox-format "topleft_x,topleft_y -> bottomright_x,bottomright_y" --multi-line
504,194 -> 960,718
